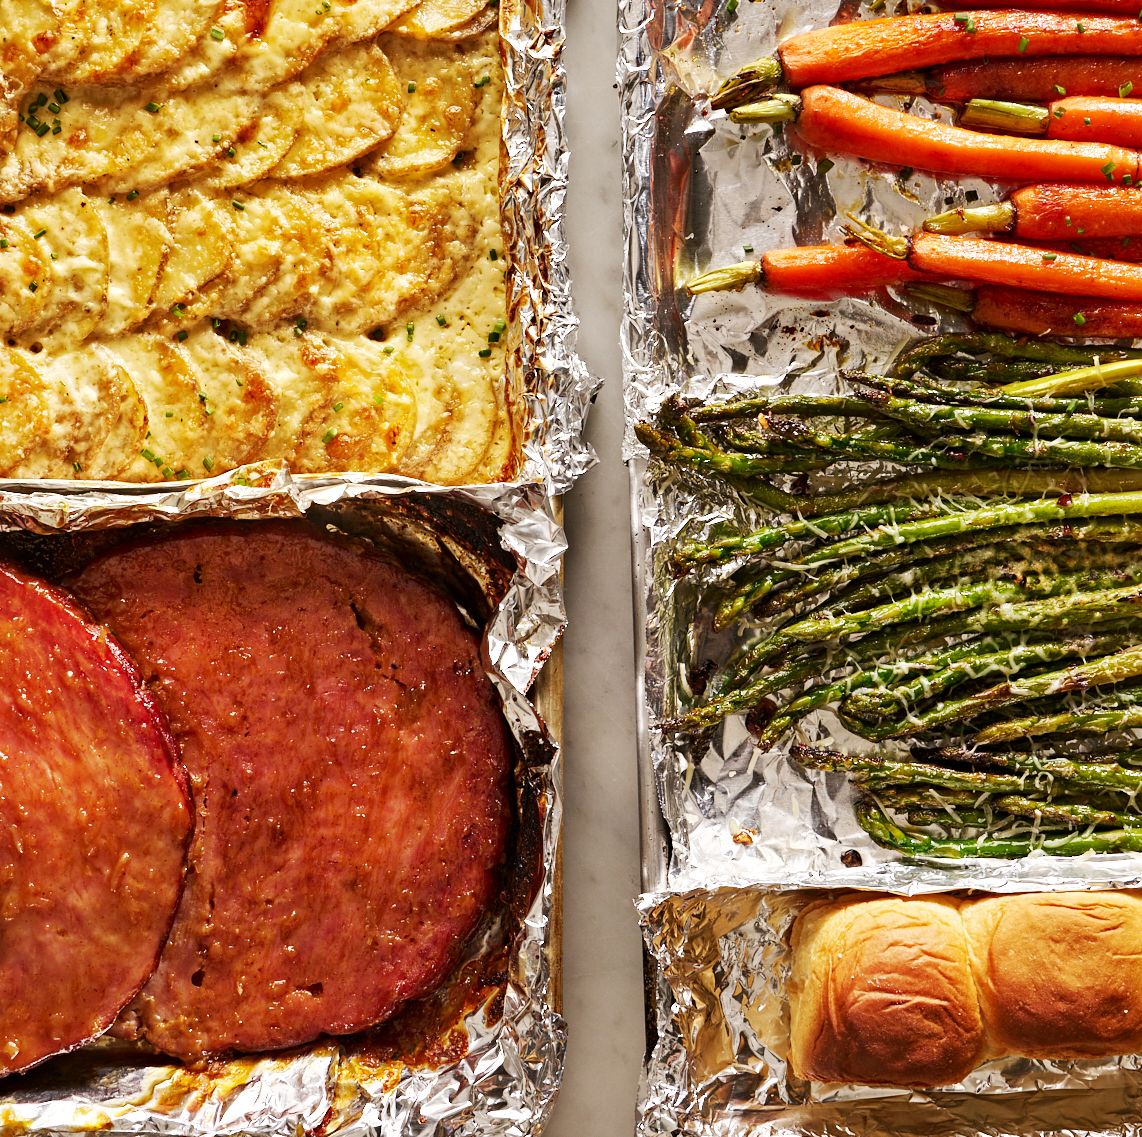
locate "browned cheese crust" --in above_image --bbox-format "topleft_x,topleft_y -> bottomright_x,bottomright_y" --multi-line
788,894 -> 985,1088
963,890 -> 1142,1060
0,562 -> 192,1075
69,521 -> 513,1060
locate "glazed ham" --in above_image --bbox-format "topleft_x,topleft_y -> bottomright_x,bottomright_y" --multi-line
69,522 -> 513,1060
0,564 -> 191,1075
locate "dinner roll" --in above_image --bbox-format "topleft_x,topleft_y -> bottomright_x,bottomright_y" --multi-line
963,890 -> 1142,1060
789,894 -> 985,1087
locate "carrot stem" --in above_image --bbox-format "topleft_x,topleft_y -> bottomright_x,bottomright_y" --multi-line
925,201 -> 1017,235
728,95 -> 800,124
960,98 -> 1049,134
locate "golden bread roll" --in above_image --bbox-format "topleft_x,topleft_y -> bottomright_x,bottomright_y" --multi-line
789,894 -> 985,1088
963,891 -> 1142,1060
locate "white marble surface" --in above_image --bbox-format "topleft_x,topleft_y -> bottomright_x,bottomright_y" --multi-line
544,2 -> 648,1134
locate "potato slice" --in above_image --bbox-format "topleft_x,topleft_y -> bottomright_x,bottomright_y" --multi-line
193,85 -> 302,191
367,36 -> 475,180
46,0 -> 159,84
178,326 -> 278,470
182,189 -> 289,323
392,0 -> 492,39
229,0 -> 415,93
98,87 -> 258,195
0,347 -> 50,476
161,0 -> 244,91
127,0 -> 227,84
239,188 -> 337,328
0,83 -> 153,203
151,188 -> 235,312
0,216 -> 51,337
270,42 -> 402,179
96,199 -> 172,335
16,187 -> 109,347
15,345 -> 145,479
107,333 -> 209,479
311,168 -> 479,335
251,329 -> 415,472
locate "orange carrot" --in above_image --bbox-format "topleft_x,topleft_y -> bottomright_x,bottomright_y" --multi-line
903,231 -> 1142,299
792,85 -> 1142,184
865,58 -> 1142,103
1057,234 -> 1142,260
778,12 -> 1142,88
925,185 -> 1142,240
972,284 -> 1142,335
686,244 -> 931,298
1046,96 -> 1142,148
942,0 -> 1142,11
761,245 -> 930,298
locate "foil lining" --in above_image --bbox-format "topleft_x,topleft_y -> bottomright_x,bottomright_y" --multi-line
0,467 -> 567,1136
503,0 -> 602,493
620,0 -> 1142,889
620,0 -> 1142,1129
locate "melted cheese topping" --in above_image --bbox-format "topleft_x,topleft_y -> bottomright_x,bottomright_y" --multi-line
0,5 -> 513,484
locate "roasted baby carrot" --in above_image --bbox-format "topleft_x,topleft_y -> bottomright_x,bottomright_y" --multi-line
863,58 -> 1142,103
961,96 -> 1142,149
712,12 -> 1142,108
943,0 -> 1142,11
927,184 -> 1142,240
685,243 -> 930,299
857,226 -> 1142,300
777,85 -> 1142,184
972,284 -> 1142,336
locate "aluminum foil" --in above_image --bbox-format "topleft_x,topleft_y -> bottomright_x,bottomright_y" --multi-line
503,0 -> 602,493
620,0 -> 1142,1129
620,0 -> 1142,889
0,467 -> 567,1136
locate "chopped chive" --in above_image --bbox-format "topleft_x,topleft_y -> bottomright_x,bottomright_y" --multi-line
1084,115 -> 1092,125
478,347 -> 492,358
436,314 -> 448,326
1054,108 -> 1065,119
1102,160 -> 1117,180
726,0 -> 738,11
1077,19 -> 1085,31
202,456 -> 214,471
1123,81 -> 1136,97
1074,311 -> 1088,326
817,158 -> 834,175
489,248 -> 499,261
170,302 -> 185,316
211,133 -> 222,143
406,321 -> 414,340
1054,83 -> 1067,95
332,400 -> 344,412
34,121 -> 49,137
898,165 -> 913,180
32,228 -> 45,239
231,199 -> 245,210
125,189 -> 139,201
175,329 -> 188,341
322,429 -> 337,444
72,461 -> 82,473
382,345 -> 394,354
210,25 -> 225,39
141,448 -> 158,463
226,146 -> 236,157
0,239 -> 7,249
1041,252 -> 1057,262
474,74 -> 491,87
28,281 -> 37,292
144,101 -> 162,113
54,89 -> 68,104
47,101 -> 60,114
1017,35 -> 1029,52
742,244 -> 754,254
407,81 -> 416,92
